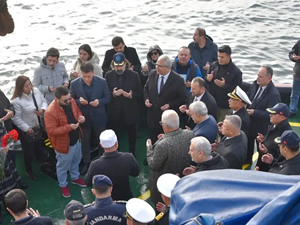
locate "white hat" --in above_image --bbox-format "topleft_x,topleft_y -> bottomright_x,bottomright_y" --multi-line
157,173 -> 180,198
99,129 -> 117,148
227,86 -> 252,105
126,198 -> 155,224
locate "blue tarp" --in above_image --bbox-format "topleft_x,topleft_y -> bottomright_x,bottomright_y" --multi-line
169,169 -> 300,225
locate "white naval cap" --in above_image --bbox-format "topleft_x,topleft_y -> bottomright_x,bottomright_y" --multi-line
126,198 -> 155,224
157,173 -> 180,198
227,86 -> 252,105
99,129 -> 117,148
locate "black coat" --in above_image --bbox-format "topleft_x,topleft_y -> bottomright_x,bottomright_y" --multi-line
256,119 -> 292,172
105,69 -> 142,125
185,91 -> 218,129
215,131 -> 248,169
247,81 -> 281,137
13,215 -> 53,225
84,151 -> 140,201
195,152 -> 229,172
233,107 -> 250,136
207,60 -> 242,109
269,153 -> 300,175
102,46 -> 141,76
0,89 -> 14,132
144,70 -> 187,130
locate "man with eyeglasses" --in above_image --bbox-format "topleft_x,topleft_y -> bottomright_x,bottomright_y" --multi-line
144,54 -> 187,143
44,86 -> 86,198
102,36 -> 141,77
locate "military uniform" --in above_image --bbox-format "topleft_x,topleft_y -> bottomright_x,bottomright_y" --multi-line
85,197 -> 127,225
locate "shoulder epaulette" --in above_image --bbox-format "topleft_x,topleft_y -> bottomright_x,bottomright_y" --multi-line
113,200 -> 127,204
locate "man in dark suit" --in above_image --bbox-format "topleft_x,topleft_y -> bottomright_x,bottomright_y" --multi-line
246,65 -> 281,164
144,55 -> 187,143
179,77 -> 217,129
105,53 -> 142,156
226,86 -> 251,136
206,45 -> 243,122
102,36 -> 141,77
215,115 -> 248,169
85,130 -> 140,201
70,62 -> 111,175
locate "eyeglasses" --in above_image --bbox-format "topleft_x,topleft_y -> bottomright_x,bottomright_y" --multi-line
151,51 -> 159,56
62,97 -> 72,103
156,63 -> 167,68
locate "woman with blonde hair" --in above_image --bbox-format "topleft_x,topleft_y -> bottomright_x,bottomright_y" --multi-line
11,76 -> 47,180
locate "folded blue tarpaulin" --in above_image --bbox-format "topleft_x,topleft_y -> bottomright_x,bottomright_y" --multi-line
169,169 -> 300,225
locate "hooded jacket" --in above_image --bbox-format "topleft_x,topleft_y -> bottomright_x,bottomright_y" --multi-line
289,40 -> 300,80
32,57 -> 69,105
70,51 -> 102,80
188,35 -> 218,77
145,45 -> 164,72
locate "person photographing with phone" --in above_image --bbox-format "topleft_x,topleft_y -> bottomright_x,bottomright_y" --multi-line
44,86 -> 86,198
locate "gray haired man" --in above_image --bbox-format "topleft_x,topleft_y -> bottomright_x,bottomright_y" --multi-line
146,110 -> 194,204
215,115 -> 248,169
183,136 -> 229,176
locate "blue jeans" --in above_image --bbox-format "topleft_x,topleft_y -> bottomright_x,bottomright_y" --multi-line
55,140 -> 81,188
289,78 -> 300,113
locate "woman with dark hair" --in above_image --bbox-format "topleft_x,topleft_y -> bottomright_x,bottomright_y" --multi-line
11,76 -> 48,180
70,44 -> 102,80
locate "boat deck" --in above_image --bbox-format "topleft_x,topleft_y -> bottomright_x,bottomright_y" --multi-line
1,114 -> 300,225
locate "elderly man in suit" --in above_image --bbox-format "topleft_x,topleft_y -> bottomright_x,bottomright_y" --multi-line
146,110 -> 194,204
187,101 -> 218,143
144,55 -> 187,143
215,115 -> 248,169
70,62 -> 111,175
179,77 -> 217,129
246,65 -> 281,164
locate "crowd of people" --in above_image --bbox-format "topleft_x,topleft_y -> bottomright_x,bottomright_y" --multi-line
0,27 -> 300,224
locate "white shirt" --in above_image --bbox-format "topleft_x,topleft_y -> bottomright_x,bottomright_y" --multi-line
254,86 -> 267,100
194,91 -> 205,102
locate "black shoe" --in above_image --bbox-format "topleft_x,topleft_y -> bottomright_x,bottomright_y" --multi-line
26,171 -> 37,180
143,158 -> 148,166
80,163 -> 90,175
290,112 -> 297,118
19,181 -> 28,189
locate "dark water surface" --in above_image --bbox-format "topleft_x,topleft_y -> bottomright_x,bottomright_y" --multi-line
1,0 -> 299,97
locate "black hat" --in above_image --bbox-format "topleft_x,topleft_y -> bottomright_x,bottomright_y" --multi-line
64,200 -> 86,221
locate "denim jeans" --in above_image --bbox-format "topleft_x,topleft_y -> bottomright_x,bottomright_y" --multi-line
55,140 -> 81,187
289,78 -> 300,113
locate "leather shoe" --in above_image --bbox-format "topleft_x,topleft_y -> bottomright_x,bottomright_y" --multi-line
19,181 -> 28,189
80,163 -> 90,175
